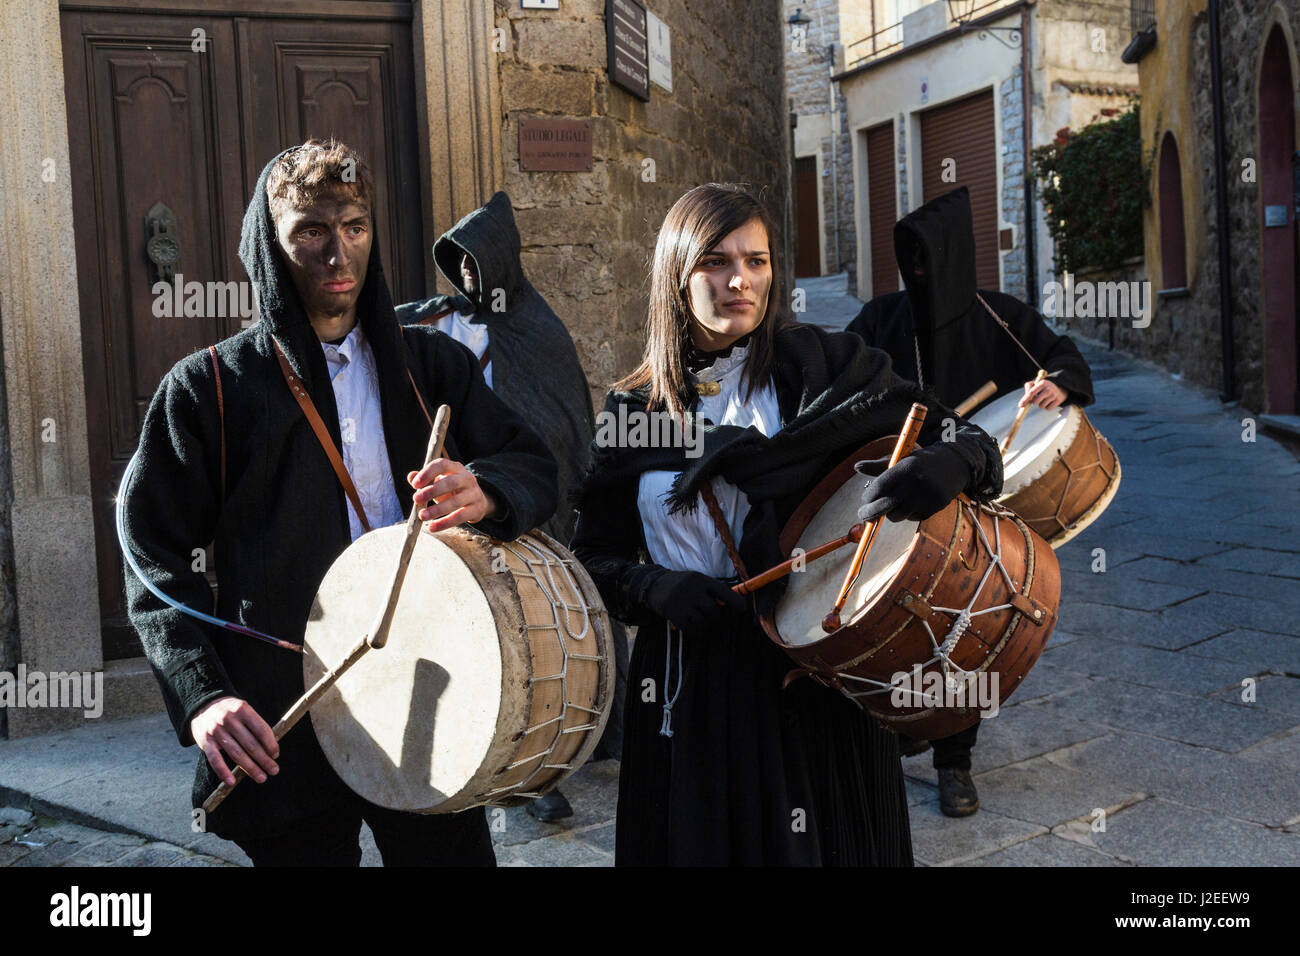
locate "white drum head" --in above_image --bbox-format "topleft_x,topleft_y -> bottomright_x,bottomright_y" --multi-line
775,476 -> 918,647
970,392 -> 1081,496
305,526 -> 503,811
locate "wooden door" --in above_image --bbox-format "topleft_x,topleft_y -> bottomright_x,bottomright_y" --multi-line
919,89 -> 1000,292
62,8 -> 427,659
794,156 -> 822,277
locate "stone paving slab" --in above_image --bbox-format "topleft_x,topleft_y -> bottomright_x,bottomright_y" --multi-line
909,804 -> 1048,866
1160,592 -> 1300,641
1238,731 -> 1300,773
1089,797 -> 1300,867
1052,601 -> 1231,651
1212,676 -> 1300,718
1041,636 -> 1254,695
1001,659 -> 1095,705
1196,546 -> 1300,579
968,832 -> 1131,866
1065,525 -> 1234,563
1192,626 -> 1300,675
1050,733 -> 1300,828
1054,570 -> 1207,612
0,810 -> 232,868
1038,681 -> 1296,753
972,756 -> 1144,829
1119,557 -> 1300,608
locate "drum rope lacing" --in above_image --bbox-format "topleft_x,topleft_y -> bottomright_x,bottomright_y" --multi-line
830,500 -> 1022,706
477,537 -> 602,802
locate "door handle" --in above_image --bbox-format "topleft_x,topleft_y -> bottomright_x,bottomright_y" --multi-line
145,201 -> 181,284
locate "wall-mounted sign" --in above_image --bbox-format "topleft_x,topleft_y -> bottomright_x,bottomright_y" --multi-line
521,1 -> 560,10
1264,204 -> 1289,227
607,0 -> 650,101
647,9 -> 672,92
519,117 -> 594,171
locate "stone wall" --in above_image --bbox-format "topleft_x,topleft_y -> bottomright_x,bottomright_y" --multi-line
1000,73 -> 1028,302
493,0 -> 790,408
1122,0 -> 1298,412
0,298 -> 14,740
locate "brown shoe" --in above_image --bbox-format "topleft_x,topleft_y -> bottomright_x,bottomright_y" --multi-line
938,768 -> 979,817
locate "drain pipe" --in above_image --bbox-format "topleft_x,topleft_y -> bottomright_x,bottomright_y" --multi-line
828,42 -> 841,274
1208,0 -> 1236,401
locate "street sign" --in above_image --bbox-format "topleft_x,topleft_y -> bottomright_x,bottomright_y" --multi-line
607,0 -> 650,101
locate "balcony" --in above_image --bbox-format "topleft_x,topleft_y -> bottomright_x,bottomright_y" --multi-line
844,0 -> 1021,70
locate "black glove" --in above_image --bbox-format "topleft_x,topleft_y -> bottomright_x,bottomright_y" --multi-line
856,443 -> 973,523
643,570 -> 749,631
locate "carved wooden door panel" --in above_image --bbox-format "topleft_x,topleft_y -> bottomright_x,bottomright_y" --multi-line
62,8 -> 425,658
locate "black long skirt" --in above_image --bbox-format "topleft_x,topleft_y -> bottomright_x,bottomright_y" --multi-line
615,613 -> 914,866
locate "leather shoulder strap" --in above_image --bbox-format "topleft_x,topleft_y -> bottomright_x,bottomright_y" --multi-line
271,337 -> 372,533
699,479 -> 748,579
208,346 -> 226,503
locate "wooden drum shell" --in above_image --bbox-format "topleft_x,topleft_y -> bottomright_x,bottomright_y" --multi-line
761,438 -> 1060,740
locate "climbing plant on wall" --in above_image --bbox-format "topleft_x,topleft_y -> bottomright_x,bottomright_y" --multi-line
1032,101 -> 1150,275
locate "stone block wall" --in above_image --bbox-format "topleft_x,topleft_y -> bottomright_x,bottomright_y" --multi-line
493,0 -> 790,408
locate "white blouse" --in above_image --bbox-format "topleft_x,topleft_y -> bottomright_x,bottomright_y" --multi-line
636,344 -> 783,578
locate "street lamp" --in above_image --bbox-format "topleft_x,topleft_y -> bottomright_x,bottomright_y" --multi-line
946,0 -> 1022,49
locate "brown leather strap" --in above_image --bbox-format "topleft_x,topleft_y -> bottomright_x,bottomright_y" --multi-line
208,346 -> 226,502
271,337 -> 372,533
406,369 -> 435,429
699,480 -> 748,579
479,344 -> 491,371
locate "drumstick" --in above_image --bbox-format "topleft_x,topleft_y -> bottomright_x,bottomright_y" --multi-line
821,403 -> 928,634
732,522 -> 866,596
201,406 -> 451,815
954,380 -> 997,418
1001,369 -> 1047,456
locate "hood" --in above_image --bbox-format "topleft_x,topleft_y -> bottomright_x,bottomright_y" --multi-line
238,148 -> 399,342
893,186 -> 978,337
433,191 -> 526,315
237,147 -> 414,440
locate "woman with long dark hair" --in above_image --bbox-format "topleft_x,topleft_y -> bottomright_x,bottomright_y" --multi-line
571,183 -> 1004,865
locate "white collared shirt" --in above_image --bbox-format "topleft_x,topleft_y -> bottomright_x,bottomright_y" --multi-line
430,310 -> 492,388
321,324 -> 405,541
636,344 -> 783,577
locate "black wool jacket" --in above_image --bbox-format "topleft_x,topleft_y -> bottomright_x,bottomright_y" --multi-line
571,322 -> 1004,625
848,186 -> 1094,412
122,152 -> 558,838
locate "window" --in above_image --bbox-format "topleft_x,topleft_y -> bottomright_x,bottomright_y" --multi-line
1157,131 -> 1188,290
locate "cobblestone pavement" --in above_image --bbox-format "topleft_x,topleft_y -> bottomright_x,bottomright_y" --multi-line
3,275 -> 1298,866
0,806 -> 233,867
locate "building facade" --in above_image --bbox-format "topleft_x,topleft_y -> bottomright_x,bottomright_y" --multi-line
1113,0 -> 1299,420
835,0 -> 1137,303
0,0 -> 791,735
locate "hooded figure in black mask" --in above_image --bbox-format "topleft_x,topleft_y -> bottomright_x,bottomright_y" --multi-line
396,191 -> 628,821
847,186 -> 1093,412
121,141 -> 558,865
846,186 -> 1094,819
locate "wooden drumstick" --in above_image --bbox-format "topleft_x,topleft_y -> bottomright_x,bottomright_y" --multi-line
822,403 -> 928,634
732,522 -> 866,596
201,406 -> 451,815
1001,369 -> 1047,456
954,380 -> 997,418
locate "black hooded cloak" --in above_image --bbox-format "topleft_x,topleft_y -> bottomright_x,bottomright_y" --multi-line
571,322 -> 1004,865
847,187 -> 1094,412
122,152 -> 558,840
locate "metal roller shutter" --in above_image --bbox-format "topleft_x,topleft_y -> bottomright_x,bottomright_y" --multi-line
866,120 -> 899,296
919,89 -> 1000,291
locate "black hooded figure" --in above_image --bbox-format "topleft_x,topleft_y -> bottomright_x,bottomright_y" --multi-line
121,146 -> 558,865
397,192 -> 631,806
846,185 -> 1094,817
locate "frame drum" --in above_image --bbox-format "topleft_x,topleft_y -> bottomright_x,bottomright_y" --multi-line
305,526 -> 614,813
762,438 -> 1060,740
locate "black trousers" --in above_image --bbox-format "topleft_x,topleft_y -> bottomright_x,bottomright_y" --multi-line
930,721 -> 980,772
230,796 -> 496,867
